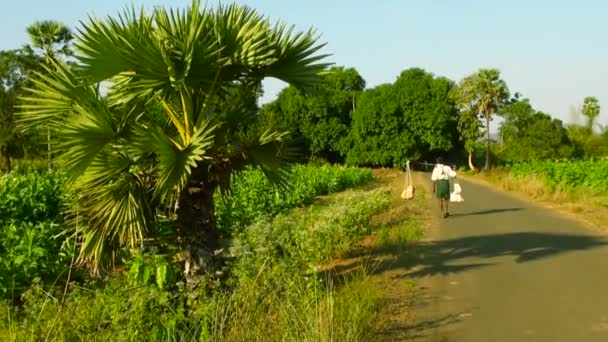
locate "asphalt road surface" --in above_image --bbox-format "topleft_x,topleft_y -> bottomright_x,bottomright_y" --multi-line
407,177 -> 608,342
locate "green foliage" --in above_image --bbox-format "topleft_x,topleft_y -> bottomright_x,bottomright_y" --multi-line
26,20 -> 73,63
216,164 -> 373,234
0,171 -> 72,297
581,96 -> 601,131
18,1 -> 330,271
259,66 -> 365,162
1,278 -> 192,341
566,124 -> 608,158
453,68 -> 510,169
497,98 -> 574,162
0,48 -> 45,173
509,159 -> 608,193
127,253 -> 176,290
345,68 -> 459,166
0,169 -> 388,341
229,188 -> 391,275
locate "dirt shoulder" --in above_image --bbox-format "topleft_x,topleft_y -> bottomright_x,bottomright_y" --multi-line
324,168 -> 439,340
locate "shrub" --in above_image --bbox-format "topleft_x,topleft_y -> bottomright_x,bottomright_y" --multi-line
215,164 -> 373,235
0,171 -> 72,297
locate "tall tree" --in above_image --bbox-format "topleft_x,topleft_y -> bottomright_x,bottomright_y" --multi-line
345,68 -> 459,166
454,68 -> 509,170
581,96 -> 601,132
259,66 -> 365,162
19,2 -> 329,283
455,108 -> 481,170
26,20 -> 73,169
498,98 -> 573,161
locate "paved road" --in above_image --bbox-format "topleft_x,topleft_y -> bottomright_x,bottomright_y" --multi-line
407,177 -> 608,341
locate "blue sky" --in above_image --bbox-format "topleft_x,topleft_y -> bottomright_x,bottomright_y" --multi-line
2,0 -> 607,128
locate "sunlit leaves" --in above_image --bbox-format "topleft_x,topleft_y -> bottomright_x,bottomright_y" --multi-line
18,1 -> 328,271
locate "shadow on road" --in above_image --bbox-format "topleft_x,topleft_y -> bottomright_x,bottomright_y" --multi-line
449,207 -> 523,217
376,312 -> 465,340
330,232 -> 608,279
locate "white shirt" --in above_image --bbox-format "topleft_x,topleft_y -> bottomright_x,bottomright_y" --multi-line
431,164 -> 456,181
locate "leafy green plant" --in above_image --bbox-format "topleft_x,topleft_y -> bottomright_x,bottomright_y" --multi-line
215,164 -> 373,235
229,187 -> 391,277
128,253 -> 177,290
509,159 -> 608,193
0,170 -> 388,341
0,171 -> 72,297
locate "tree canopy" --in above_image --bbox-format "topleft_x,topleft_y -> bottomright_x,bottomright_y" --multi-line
19,2 -> 329,277
344,68 -> 459,166
498,98 -> 574,162
258,66 -> 365,162
0,48 -> 43,172
453,68 -> 509,170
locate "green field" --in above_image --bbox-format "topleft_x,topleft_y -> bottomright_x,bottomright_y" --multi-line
0,164 -> 394,340
509,159 -> 608,193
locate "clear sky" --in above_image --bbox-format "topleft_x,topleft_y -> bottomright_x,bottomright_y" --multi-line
2,0 -> 607,129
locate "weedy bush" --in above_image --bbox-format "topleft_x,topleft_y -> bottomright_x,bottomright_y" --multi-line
215,164 -> 373,235
229,188 -> 391,276
0,171 -> 73,298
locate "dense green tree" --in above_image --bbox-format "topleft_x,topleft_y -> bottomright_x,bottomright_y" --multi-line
26,20 -> 73,169
566,124 -> 608,157
258,66 -> 365,162
454,108 -> 481,170
344,68 -> 459,166
565,96 -> 606,157
19,2 -> 329,282
0,48 -> 40,173
497,99 -> 574,161
454,68 -> 509,170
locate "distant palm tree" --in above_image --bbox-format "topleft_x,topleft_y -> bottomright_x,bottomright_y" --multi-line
20,2 -> 329,281
455,69 -> 509,170
26,21 -> 72,63
26,20 -> 73,170
582,96 -> 601,133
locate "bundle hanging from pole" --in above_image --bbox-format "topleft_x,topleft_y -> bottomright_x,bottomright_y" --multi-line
401,160 -> 415,200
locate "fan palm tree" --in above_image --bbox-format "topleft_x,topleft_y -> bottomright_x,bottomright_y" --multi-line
582,96 -> 601,133
19,1 -> 330,280
26,20 -> 73,170
454,69 -> 509,170
26,21 -> 72,61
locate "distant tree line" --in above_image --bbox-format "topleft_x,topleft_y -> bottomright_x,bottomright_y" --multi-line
259,67 -> 606,169
1,20 -> 607,174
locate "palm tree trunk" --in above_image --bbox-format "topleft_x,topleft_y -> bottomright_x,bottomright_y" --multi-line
0,144 -> 10,174
468,152 -> 476,171
484,114 -> 491,170
176,177 -> 221,287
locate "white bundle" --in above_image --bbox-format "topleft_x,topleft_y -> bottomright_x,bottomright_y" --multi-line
450,183 -> 464,202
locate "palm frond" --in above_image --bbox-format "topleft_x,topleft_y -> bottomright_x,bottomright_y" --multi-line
73,167 -> 155,272
76,8 -> 171,102
19,61 -> 117,177
135,120 -> 216,202
257,23 -> 332,89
